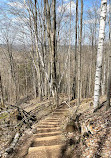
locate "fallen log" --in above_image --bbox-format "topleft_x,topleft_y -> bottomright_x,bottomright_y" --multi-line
93,100 -> 107,113
10,104 -> 37,124
5,132 -> 21,154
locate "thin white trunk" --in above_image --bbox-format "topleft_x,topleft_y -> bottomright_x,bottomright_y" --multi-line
6,132 -> 20,154
93,0 -> 107,109
102,52 -> 106,95
106,0 -> 111,110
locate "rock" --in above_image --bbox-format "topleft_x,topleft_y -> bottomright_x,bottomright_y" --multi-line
6,147 -> 13,154
32,128 -> 37,134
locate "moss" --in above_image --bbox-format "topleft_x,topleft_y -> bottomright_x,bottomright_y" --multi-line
0,112 -> 8,119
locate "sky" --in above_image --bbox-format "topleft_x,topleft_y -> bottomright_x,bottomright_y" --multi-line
0,0 -> 102,19
83,0 -> 101,8
0,0 -> 101,8
0,0 -> 108,45
0,0 -> 102,26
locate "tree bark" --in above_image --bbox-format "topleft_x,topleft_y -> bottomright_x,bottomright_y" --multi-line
77,0 -> 83,106
0,73 -> 4,108
102,51 -> 106,96
93,0 -> 107,109
52,0 -> 57,91
7,42 -> 18,103
106,56 -> 111,110
106,0 -> 111,110
73,0 -> 78,100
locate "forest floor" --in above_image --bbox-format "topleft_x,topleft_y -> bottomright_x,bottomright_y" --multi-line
0,95 -> 111,158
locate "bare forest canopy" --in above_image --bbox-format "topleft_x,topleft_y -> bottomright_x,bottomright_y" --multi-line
0,0 -> 111,157
0,0 -> 110,111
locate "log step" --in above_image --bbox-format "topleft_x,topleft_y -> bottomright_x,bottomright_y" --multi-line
26,145 -> 63,158
32,135 -> 62,147
37,124 -> 59,128
44,119 -> 60,122
40,121 -> 59,125
33,131 -> 62,138
55,109 -> 69,112
52,112 -> 65,115
37,127 -> 61,133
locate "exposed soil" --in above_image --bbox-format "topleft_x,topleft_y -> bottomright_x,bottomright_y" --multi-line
2,96 -> 111,158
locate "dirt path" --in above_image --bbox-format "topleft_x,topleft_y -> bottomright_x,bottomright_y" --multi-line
25,106 -> 69,158
12,96 -> 110,158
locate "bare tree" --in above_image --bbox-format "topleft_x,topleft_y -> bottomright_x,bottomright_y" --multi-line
106,0 -> 111,110
77,0 -> 83,105
93,0 -> 107,110
0,73 -> 4,108
72,0 -> 78,100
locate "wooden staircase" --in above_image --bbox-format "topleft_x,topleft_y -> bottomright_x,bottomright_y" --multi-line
25,107 -> 69,158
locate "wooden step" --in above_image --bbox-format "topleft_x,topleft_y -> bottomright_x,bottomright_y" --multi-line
25,107 -> 69,158
40,121 -> 59,125
26,145 -> 63,158
37,127 -> 61,133
37,124 -> 59,128
46,117 -> 60,120
44,119 -> 60,122
52,112 -> 65,115
34,131 -> 62,138
55,109 -> 69,112
32,135 -> 62,147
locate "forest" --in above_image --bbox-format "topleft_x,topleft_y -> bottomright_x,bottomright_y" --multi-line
0,0 -> 111,158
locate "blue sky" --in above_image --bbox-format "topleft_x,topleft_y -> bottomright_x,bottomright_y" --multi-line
84,0 -> 101,8
0,0 -> 7,6
0,0 -> 106,45
63,0 -> 101,8
0,0 -> 102,19
0,0 -> 101,7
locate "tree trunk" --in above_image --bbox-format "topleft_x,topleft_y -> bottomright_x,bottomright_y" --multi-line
45,0 -> 55,98
7,43 -> 18,103
106,0 -> 111,110
106,55 -> 111,110
0,73 -> 4,108
73,0 -> 78,100
25,62 -> 28,97
77,0 -> 83,106
50,0 -> 58,106
52,0 -> 57,95
68,0 -> 71,104
102,51 -> 106,96
93,0 -> 107,109
34,0 -> 42,101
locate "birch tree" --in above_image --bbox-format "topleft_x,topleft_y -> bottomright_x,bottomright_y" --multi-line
106,0 -> 111,110
102,49 -> 106,96
93,0 -> 107,109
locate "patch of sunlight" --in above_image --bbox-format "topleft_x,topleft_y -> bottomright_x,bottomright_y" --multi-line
0,112 -> 8,120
